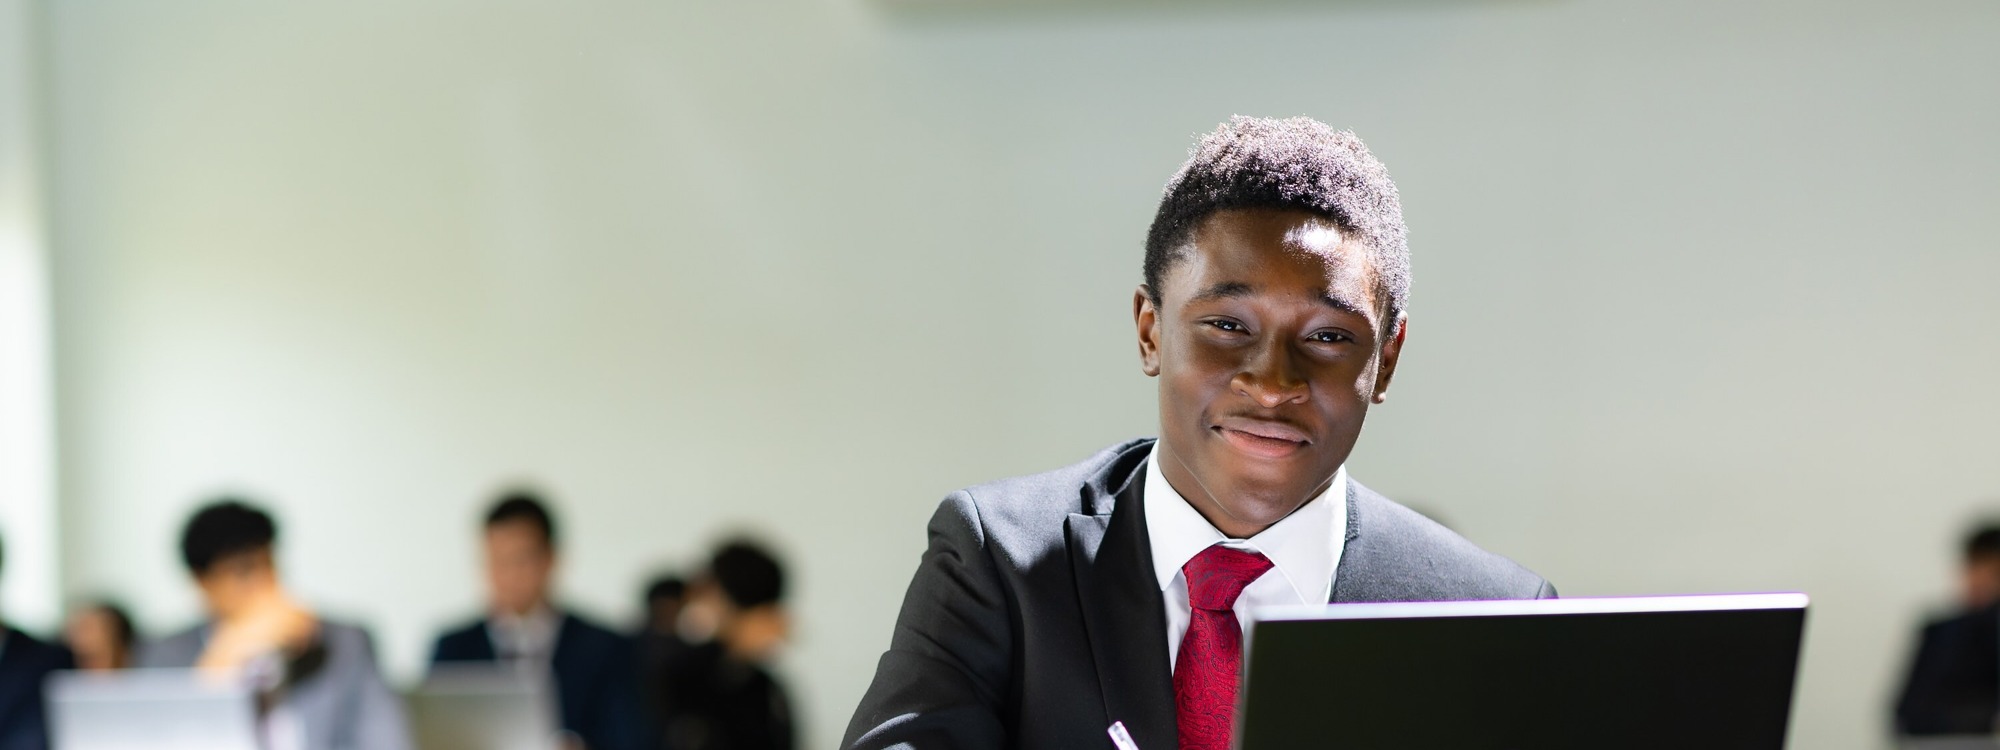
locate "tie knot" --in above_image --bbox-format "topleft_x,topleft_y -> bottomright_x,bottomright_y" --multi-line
1183,545 -> 1273,611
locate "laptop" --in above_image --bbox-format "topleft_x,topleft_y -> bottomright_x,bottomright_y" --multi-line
47,669 -> 260,750
408,664 -> 564,750
1239,593 -> 1809,750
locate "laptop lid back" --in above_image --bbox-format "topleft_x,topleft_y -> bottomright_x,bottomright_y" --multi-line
1239,593 -> 1808,750
48,669 -> 260,750
408,664 -> 562,750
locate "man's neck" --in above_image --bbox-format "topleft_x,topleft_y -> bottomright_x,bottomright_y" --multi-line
495,601 -> 554,621
1154,439 -> 1272,539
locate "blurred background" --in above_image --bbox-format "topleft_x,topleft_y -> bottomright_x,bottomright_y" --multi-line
1,0 -> 1997,747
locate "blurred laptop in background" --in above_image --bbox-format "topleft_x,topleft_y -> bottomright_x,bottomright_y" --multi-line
408,663 -> 564,750
47,669 -> 258,750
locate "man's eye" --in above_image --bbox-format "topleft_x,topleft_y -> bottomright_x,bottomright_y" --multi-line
1205,320 -> 1245,332
1308,331 -> 1352,343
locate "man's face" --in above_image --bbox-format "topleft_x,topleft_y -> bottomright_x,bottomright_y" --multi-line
1965,555 -> 2000,610
64,608 -> 125,671
1135,208 -> 1405,538
648,595 -> 685,635
194,547 -> 278,622
484,521 -> 555,616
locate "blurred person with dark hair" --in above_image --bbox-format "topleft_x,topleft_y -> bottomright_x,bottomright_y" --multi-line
657,540 -> 795,750
642,575 -> 688,641
1894,522 -> 2000,736
636,574 -> 691,736
430,491 -> 645,750
62,600 -> 136,671
0,532 -> 74,750
136,499 -> 411,750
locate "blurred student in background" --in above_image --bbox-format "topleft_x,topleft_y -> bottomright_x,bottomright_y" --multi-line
0,533 -> 73,750
1895,522 -> 2000,736
637,574 -> 690,735
657,540 -> 794,750
137,500 -> 411,750
430,491 -> 645,750
62,600 -> 136,671
638,575 -> 689,654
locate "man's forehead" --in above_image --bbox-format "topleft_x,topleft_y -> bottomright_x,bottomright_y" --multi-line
1185,279 -> 1372,320
1175,215 -> 1380,314
1281,217 -> 1346,257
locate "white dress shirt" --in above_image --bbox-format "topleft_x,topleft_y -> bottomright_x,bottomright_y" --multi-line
487,604 -> 562,664
1143,443 -> 1347,670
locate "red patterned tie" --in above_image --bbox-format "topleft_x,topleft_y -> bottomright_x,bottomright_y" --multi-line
1174,545 -> 1273,750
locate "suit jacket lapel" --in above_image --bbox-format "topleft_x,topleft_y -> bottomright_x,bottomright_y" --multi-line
1068,459 -> 1177,750
1329,477 -> 1372,604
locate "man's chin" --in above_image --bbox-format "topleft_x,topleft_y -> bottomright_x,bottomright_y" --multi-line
1196,474 -> 1329,527
1226,495 -> 1316,528
1201,448 -> 1328,493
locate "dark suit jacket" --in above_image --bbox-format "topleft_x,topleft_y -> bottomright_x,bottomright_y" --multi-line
0,628 -> 71,750
844,438 -> 1555,750
656,641 -> 796,750
1895,604 -> 2000,736
430,610 -> 646,750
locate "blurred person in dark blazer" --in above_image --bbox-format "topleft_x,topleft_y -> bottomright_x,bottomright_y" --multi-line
63,600 -> 137,671
430,491 -> 645,750
657,541 -> 794,750
638,575 -> 690,655
1895,523 -> 2000,736
0,534 -> 73,750
636,574 -> 691,738
137,500 -> 411,750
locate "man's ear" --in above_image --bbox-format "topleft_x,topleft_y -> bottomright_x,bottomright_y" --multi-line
1371,313 -> 1407,404
1135,285 -> 1162,377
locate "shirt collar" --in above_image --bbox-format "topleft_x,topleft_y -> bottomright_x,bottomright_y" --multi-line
1142,441 -> 1348,605
490,603 -> 561,656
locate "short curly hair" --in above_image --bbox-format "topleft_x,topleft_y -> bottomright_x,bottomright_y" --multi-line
1143,116 -> 1410,328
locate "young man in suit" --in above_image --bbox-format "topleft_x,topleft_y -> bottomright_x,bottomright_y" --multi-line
429,492 -> 645,750
138,500 -> 411,750
844,116 -> 1555,750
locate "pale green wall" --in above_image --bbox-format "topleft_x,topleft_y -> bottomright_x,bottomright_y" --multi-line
38,1 -> 2000,747
0,0 -> 59,634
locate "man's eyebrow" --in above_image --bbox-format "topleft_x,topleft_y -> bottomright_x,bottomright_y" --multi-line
1189,281 -> 1372,319
1188,281 -> 1255,303
1317,292 -> 1371,319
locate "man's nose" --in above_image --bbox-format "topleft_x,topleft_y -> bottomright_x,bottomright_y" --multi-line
1231,336 -> 1310,407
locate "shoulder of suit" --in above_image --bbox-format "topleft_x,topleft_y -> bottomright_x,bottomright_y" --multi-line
0,627 -> 66,662
314,618 -> 374,646
436,617 -> 490,645
954,438 -> 1152,518
555,609 -> 624,643
939,438 -> 1152,552
0,626 -> 47,650
1346,480 -> 1550,598
134,624 -> 208,668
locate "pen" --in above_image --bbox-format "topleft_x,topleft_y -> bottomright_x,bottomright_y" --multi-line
1107,720 -> 1141,750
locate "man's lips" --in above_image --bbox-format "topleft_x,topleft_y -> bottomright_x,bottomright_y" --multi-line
1211,417 -> 1312,459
